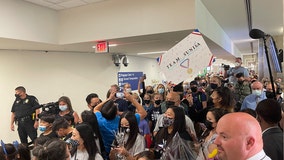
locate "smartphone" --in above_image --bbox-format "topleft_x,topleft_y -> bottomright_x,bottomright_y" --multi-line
143,74 -> 146,79
115,92 -> 124,99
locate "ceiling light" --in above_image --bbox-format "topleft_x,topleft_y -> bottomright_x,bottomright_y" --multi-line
137,51 -> 167,55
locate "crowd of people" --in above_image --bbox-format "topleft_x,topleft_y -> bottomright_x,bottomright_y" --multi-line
1,58 -> 284,160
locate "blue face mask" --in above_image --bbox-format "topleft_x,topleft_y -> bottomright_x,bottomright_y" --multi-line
59,105 -> 68,111
252,90 -> 262,97
39,125 -> 47,132
158,88 -> 165,94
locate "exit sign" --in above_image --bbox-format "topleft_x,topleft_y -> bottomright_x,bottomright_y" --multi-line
95,41 -> 109,53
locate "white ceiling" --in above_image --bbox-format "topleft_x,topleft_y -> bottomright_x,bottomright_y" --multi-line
23,0 -> 107,10
7,0 -> 284,61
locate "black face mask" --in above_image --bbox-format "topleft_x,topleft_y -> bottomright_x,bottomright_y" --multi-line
165,101 -> 175,108
204,120 -> 214,131
154,100 -> 161,105
144,100 -> 150,104
190,87 -> 198,92
15,94 -> 20,99
237,80 -> 244,85
210,83 -> 218,89
121,127 -> 130,133
146,90 -> 154,94
265,91 -> 275,99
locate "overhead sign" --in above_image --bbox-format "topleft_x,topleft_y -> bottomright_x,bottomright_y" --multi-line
157,29 -> 213,84
117,72 -> 143,90
95,41 -> 109,53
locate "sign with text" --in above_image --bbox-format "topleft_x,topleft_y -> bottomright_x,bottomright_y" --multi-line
117,72 -> 143,90
95,41 -> 109,53
157,29 -> 213,84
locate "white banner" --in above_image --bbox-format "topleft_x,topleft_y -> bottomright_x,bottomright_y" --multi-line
157,30 -> 213,84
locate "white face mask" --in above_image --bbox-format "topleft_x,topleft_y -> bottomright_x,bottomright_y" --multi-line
252,90 -> 262,97
235,62 -> 241,67
59,105 -> 68,111
125,88 -> 132,93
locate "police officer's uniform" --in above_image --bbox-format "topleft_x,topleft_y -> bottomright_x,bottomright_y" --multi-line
11,94 -> 40,144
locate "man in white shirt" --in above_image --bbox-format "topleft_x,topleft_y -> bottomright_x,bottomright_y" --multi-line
214,112 -> 271,160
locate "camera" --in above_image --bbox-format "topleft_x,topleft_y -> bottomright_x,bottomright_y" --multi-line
221,63 -> 230,70
40,101 -> 60,115
115,92 -> 124,99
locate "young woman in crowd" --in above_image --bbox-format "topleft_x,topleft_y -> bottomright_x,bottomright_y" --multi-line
56,96 -> 80,125
70,123 -> 103,160
196,108 -> 229,160
142,93 -> 153,117
154,106 -> 196,159
32,139 -> 70,160
109,111 -> 146,160
80,110 -> 105,156
155,84 -> 166,101
210,87 -> 235,112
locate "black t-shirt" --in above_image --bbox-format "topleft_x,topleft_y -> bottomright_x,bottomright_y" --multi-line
148,106 -> 162,132
11,95 -> 40,118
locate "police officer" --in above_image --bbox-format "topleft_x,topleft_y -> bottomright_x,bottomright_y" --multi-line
10,86 -> 40,145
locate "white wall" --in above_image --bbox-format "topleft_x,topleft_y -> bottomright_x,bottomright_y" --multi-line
0,0 -> 58,43
0,50 -> 161,142
58,0 -> 195,44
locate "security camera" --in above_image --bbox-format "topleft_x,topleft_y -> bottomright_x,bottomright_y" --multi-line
112,55 -> 121,67
122,56 -> 129,67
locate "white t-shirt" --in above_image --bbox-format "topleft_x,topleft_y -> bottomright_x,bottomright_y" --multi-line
71,149 -> 103,160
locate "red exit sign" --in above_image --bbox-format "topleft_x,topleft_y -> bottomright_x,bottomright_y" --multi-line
95,41 -> 109,53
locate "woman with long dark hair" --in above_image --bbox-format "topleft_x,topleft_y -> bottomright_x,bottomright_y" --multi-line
154,106 -> 196,159
109,111 -> 145,160
70,123 -> 103,160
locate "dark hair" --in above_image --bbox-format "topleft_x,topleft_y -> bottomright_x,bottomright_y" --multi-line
208,108 -> 229,122
240,108 -> 257,118
62,114 -> 74,125
118,111 -> 139,150
81,110 -> 104,154
52,118 -> 70,132
0,143 -> 18,160
58,96 -> 74,112
75,123 -> 99,160
135,151 -> 155,160
17,143 -> 31,160
213,87 -> 235,112
85,93 -> 99,105
256,99 -> 282,124
170,106 -> 186,135
32,139 -> 68,160
15,86 -> 26,93
101,100 -> 117,120
34,136 -> 52,147
38,112 -> 55,124
236,73 -> 244,78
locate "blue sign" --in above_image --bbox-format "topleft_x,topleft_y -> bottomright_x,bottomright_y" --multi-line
118,72 -> 143,90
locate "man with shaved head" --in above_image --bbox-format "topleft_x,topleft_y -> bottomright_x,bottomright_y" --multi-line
241,81 -> 266,110
214,112 -> 271,160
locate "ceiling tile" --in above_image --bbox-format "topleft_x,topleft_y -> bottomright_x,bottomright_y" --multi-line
82,0 -> 105,3
24,0 -> 54,7
45,0 -> 70,4
59,0 -> 87,8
